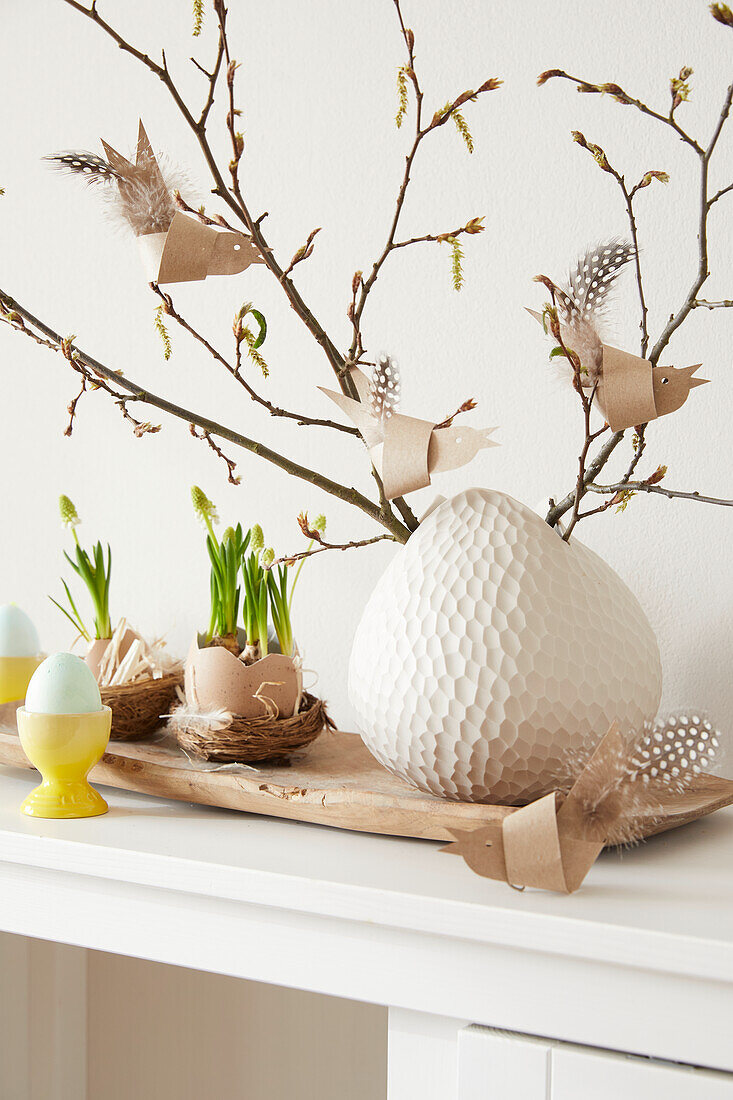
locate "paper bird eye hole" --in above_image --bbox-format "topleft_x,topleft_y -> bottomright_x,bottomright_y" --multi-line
233,243 -> 241,251
661,376 -> 669,385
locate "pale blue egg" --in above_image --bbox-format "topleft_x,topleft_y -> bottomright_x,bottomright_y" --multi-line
0,605 -> 40,658
25,653 -> 102,715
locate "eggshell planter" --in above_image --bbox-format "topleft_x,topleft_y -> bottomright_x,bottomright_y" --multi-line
184,636 -> 300,720
85,630 -> 136,681
349,488 -> 662,806
174,636 -> 330,764
85,634 -> 181,742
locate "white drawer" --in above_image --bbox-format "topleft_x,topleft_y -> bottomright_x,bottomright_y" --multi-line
457,1025 -> 733,1099
553,1043 -> 733,1100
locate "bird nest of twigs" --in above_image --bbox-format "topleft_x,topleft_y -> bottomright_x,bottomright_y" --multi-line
173,692 -> 331,764
101,672 -> 183,742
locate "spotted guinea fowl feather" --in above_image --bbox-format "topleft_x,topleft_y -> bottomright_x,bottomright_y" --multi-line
369,353 -> 401,423
557,713 -> 720,847
46,142 -> 185,235
564,239 -> 635,322
45,151 -> 121,183
555,239 -> 635,383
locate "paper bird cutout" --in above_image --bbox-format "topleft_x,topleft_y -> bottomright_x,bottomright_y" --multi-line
527,309 -> 708,433
441,718 -> 733,893
441,782 -> 603,895
441,723 -> 633,893
320,363 -> 498,500
103,121 -> 263,285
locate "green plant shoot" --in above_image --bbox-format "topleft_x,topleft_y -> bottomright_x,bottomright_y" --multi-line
266,513 -> 326,657
241,527 -> 270,657
192,486 -> 250,645
50,495 -> 112,641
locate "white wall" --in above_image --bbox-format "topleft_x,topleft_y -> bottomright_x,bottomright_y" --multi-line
1,0 -> 731,736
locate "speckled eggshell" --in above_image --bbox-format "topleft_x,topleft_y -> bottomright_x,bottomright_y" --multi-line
185,639 -> 301,719
26,652 -> 103,715
0,605 -> 40,657
85,629 -> 138,682
348,488 -> 662,805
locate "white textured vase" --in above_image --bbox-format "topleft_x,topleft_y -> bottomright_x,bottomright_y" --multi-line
349,488 -> 662,804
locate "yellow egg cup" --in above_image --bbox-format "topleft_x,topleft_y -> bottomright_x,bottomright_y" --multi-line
0,656 -> 43,705
16,707 -> 112,819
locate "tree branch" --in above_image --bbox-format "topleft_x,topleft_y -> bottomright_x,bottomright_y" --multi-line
570,133 -> 661,356
709,180 -> 733,206
392,217 -> 484,252
561,383 -> 605,542
150,285 -> 358,434
648,80 -> 733,365
539,64 -> 733,531
189,424 -> 240,484
538,68 -> 703,153
622,179 -> 649,356
196,29 -> 225,128
545,430 -> 625,528
58,0 -> 426,537
59,0 -> 353,396
269,532 -> 397,567
587,481 -> 733,508
0,289 -> 412,542
346,0 -> 499,365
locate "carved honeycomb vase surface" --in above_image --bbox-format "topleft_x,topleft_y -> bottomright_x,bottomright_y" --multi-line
348,488 -> 662,804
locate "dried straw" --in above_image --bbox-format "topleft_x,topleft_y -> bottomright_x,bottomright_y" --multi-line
102,672 -> 183,742
174,692 -> 330,763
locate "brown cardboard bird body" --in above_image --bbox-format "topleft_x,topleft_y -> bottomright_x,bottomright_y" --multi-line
441,721 -> 733,893
319,367 -> 498,500
439,727 -> 621,894
102,122 -> 263,284
527,309 -> 708,431
595,345 -> 708,432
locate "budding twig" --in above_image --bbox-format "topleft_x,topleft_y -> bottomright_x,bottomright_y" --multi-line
269,515 -> 397,567
282,227 -> 322,279
434,398 -> 477,430
0,289 -> 412,542
539,32 -> 733,534
190,424 -> 240,485
587,481 -> 733,508
346,0 -> 500,364
149,284 -> 357,435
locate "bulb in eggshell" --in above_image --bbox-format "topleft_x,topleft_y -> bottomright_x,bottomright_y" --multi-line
85,628 -> 138,682
0,605 -> 43,705
25,653 -> 103,715
184,636 -> 301,719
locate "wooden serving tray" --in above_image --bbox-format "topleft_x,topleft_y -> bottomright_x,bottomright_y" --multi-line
1,712 -> 732,843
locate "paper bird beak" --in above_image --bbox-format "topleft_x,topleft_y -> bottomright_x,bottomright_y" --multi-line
689,366 -> 709,388
525,307 -> 544,327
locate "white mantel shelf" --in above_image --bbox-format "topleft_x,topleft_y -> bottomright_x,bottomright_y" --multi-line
1,762 -> 732,1081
